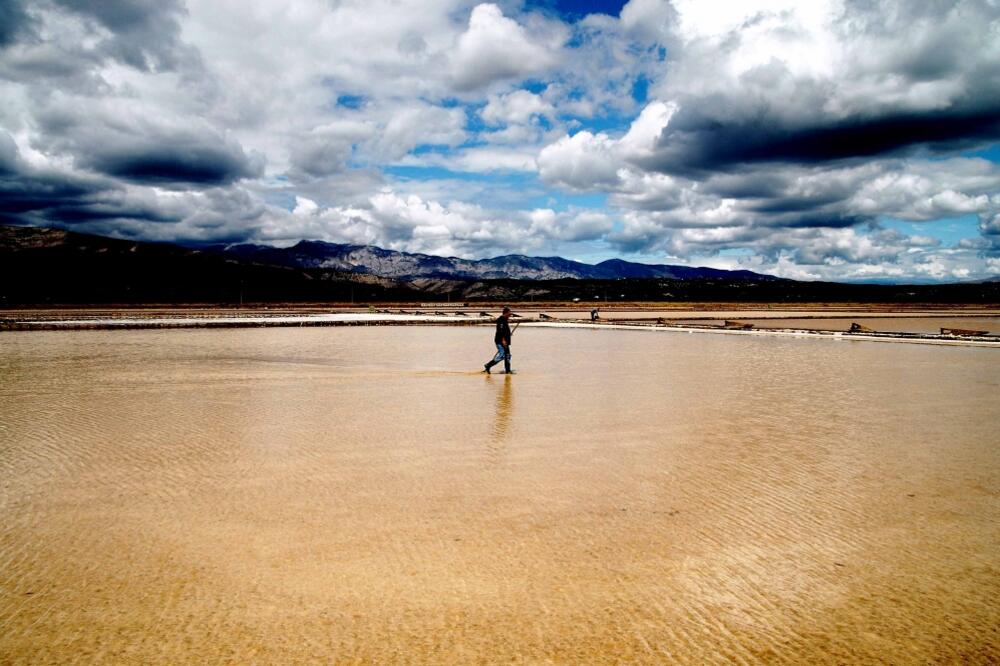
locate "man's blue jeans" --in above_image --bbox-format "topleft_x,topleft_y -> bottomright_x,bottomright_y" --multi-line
489,343 -> 511,373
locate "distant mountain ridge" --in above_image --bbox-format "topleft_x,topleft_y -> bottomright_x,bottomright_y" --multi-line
3,224 -> 998,304
214,240 -> 783,282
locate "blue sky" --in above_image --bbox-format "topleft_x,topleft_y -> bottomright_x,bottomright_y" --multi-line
1,0 -> 999,282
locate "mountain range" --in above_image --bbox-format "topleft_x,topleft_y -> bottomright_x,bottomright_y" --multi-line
212,240 -> 781,282
3,224 -> 998,305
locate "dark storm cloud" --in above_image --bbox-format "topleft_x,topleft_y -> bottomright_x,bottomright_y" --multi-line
0,154 -> 261,242
0,131 -> 18,174
0,132 -> 103,219
89,143 -> 261,186
51,0 -> 194,72
639,104 -> 1000,176
978,214 -> 1000,255
35,105 -> 263,186
630,0 -> 1000,178
43,203 -> 179,224
0,166 -> 114,225
778,212 -> 871,229
0,0 -> 34,47
747,196 -> 849,215
0,174 -> 96,219
0,131 -> 252,241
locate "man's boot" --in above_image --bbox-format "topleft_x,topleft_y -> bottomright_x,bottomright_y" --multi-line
484,361 -> 494,374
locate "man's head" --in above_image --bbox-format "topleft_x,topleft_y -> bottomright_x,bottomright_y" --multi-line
502,306 -> 511,318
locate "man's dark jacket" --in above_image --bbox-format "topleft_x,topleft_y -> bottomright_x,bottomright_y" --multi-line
494,316 -> 512,345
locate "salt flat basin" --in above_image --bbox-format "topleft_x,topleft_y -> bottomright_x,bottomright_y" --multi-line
1,327 -> 998,663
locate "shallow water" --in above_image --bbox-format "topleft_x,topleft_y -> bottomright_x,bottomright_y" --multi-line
2,327 -> 999,663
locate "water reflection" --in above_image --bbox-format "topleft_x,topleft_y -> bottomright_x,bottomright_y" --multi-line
488,374 -> 513,460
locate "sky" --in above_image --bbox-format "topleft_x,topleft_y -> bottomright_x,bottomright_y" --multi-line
1,0 -> 1000,282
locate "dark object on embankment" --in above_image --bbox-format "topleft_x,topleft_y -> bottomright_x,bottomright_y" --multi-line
941,327 -> 990,336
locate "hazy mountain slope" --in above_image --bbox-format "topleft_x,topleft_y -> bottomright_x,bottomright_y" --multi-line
0,225 -> 418,304
216,240 -> 782,281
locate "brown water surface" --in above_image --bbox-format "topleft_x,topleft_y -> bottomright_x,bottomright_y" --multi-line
1,327 -> 999,663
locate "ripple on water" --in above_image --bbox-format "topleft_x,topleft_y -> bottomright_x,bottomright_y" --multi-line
1,327 -> 998,663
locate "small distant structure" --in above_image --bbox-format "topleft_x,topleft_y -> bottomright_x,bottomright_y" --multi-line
590,308 -> 599,322
539,313 -> 553,320
941,327 -> 989,336
849,322 -> 875,333
723,320 -> 754,330
479,311 -> 490,317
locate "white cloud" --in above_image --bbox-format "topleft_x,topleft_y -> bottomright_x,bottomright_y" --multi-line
614,223 -> 984,283
452,147 -> 538,172
371,104 -> 467,160
529,208 -> 614,241
481,89 -> 554,126
537,131 -> 621,190
619,0 -> 677,43
618,101 -> 675,160
289,120 -> 375,177
449,4 -> 560,91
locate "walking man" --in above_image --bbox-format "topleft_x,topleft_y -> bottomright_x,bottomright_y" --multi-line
484,306 -> 514,374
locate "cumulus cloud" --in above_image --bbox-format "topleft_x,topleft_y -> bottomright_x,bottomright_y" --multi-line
608,223 -> 971,283
260,190 -> 616,257
481,89 -> 554,126
270,189 -> 532,256
531,0 -> 1000,278
288,120 -> 375,178
449,4 -> 561,91
2,0 -> 999,281
538,131 -> 621,189
529,208 -> 614,242
627,0 -> 1000,174
603,156 -> 1000,244
373,104 -> 467,160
